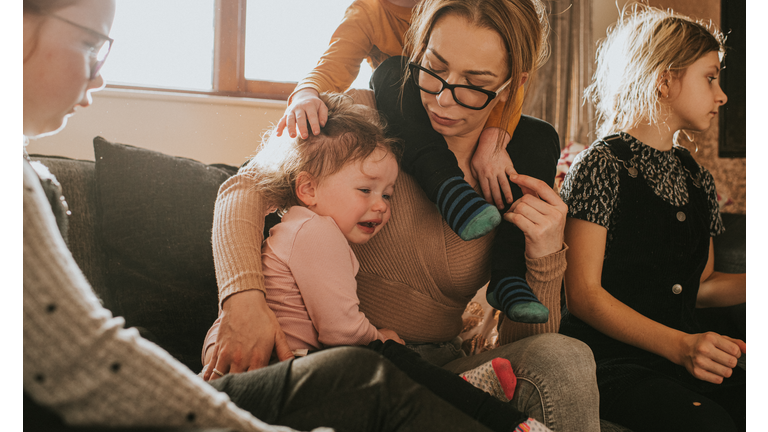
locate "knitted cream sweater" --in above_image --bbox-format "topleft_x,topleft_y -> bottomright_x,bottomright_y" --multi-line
23,160 -> 305,432
213,90 -> 566,345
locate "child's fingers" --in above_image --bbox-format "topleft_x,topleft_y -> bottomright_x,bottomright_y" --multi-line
275,115 -> 287,137
318,101 -> 329,128
305,110 -> 322,137
478,177 -> 493,205
489,177 -> 504,209
722,335 -> 746,355
500,175 -> 515,205
285,112 -> 297,138
710,334 -> 742,363
294,110 -> 310,139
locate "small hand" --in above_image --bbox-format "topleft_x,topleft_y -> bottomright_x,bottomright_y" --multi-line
677,332 -> 744,384
379,328 -> 405,345
276,88 -> 328,139
504,174 -> 567,259
471,127 -> 516,209
202,290 -> 294,381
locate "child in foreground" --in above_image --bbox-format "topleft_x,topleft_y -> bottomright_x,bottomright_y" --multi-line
205,93 -> 549,432
275,0 -> 551,324
559,4 -> 746,431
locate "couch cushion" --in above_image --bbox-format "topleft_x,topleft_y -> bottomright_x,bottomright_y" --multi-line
94,137 -> 237,371
27,156 -> 112,305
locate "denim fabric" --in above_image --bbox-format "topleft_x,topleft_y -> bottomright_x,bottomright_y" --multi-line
214,346 -> 495,432
408,334 -> 600,432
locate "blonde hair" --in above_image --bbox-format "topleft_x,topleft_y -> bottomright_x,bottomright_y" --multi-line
586,2 -> 725,139
403,0 -> 550,149
246,93 -> 400,213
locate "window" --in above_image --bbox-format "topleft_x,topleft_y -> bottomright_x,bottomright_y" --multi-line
102,0 -> 215,91
105,0 -> 373,100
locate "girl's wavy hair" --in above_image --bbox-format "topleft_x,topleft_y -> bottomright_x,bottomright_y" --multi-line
585,2 -> 726,140
402,0 -> 549,150
245,93 -> 401,214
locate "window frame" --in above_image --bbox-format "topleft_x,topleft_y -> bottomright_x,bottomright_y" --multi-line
106,0 -> 296,101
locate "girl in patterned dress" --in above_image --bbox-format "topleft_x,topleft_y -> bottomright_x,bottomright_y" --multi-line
558,4 -> 746,431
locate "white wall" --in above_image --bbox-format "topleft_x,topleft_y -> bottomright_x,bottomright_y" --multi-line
26,88 -> 286,166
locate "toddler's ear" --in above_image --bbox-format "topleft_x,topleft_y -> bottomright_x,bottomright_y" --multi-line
296,171 -> 318,207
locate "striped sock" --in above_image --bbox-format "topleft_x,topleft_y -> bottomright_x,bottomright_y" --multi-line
436,176 -> 501,240
460,357 -> 517,402
487,276 -> 549,324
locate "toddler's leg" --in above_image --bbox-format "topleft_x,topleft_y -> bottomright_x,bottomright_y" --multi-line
460,357 -> 518,402
371,57 -> 501,240
487,222 -> 548,323
368,340 -> 530,432
212,346 -> 496,432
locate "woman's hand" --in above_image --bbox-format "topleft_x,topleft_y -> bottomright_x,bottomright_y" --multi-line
379,328 -> 405,345
504,174 -> 567,259
676,332 -> 745,384
471,127 -> 516,209
202,290 -> 294,381
276,88 -> 328,139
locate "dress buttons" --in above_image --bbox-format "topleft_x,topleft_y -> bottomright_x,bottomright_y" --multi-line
676,211 -> 686,222
672,284 -> 683,294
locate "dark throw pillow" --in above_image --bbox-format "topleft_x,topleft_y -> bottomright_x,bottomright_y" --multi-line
94,136 -> 238,371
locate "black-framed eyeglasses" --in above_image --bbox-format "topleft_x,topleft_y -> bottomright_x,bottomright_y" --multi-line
49,14 -> 114,80
408,63 -> 512,110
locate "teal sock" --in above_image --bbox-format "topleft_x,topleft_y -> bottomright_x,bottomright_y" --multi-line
488,276 -> 549,324
435,176 -> 500,241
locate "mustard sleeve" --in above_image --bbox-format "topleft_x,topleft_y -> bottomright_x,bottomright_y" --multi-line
290,2 -> 378,103
485,86 -> 525,142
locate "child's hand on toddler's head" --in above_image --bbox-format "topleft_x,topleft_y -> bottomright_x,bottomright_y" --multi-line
379,328 -> 405,345
471,127 -> 517,209
277,88 -> 328,139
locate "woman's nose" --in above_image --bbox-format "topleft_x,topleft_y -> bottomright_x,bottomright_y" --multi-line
436,88 -> 456,108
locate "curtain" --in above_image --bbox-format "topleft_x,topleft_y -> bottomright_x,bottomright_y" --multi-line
523,0 -> 595,148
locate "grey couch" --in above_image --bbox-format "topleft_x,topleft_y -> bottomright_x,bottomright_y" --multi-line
26,136 -> 746,431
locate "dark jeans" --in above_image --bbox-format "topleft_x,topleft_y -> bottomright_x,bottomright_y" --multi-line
367,340 -> 528,432
597,357 -> 746,432
211,346 -> 494,432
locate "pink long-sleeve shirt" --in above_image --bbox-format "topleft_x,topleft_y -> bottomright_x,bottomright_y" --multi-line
204,206 -> 384,358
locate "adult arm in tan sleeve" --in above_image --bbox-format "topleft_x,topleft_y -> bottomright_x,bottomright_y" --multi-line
203,169 -> 294,380
497,245 -> 567,345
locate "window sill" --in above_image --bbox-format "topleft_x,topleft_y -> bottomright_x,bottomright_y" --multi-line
102,85 -> 287,109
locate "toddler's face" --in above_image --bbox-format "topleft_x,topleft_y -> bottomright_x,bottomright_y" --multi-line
310,149 -> 399,244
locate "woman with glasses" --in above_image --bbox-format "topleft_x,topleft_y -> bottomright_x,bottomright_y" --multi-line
207,0 -> 600,430
24,1 -> 526,431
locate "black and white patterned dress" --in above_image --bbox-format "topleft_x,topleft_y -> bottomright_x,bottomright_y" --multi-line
560,132 -> 724,244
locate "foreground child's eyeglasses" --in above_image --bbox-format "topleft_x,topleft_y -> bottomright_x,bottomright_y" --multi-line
49,14 -> 114,80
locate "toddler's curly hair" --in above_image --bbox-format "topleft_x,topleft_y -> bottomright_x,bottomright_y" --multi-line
244,93 -> 400,213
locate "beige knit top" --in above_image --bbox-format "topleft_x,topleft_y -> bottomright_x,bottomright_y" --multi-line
213,90 -> 566,345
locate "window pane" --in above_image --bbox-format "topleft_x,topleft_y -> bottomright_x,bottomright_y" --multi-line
101,0 -> 215,90
244,0 -> 373,89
